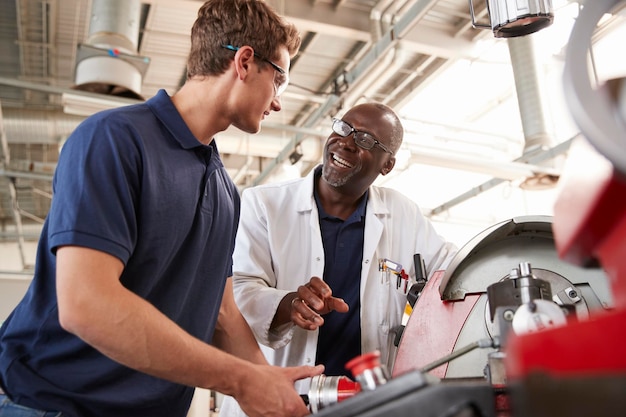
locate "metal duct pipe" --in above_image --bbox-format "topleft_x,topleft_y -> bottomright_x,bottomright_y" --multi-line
1,104 -> 27,269
508,35 -> 554,153
73,0 -> 148,99
2,108 -> 83,145
370,0 -> 396,42
342,47 -> 397,109
507,35 -> 559,189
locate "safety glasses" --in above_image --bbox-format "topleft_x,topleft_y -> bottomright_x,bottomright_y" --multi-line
222,45 -> 289,97
331,118 -> 393,154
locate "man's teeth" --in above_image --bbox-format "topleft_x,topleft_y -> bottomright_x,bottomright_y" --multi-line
333,154 -> 353,168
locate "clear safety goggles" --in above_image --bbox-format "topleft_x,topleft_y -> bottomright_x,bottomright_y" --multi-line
331,118 -> 393,154
222,44 -> 289,97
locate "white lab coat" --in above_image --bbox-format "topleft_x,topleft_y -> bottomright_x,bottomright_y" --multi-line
219,168 -> 457,417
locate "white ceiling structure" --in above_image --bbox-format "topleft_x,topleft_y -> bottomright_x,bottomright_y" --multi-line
1,0 -> 625,275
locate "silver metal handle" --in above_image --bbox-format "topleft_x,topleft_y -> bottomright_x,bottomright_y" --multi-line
468,0 -> 491,29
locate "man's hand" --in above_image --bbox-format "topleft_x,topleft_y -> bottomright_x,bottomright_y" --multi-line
237,363 -> 324,417
290,277 -> 350,330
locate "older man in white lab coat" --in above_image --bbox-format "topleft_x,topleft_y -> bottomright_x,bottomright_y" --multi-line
220,102 -> 457,416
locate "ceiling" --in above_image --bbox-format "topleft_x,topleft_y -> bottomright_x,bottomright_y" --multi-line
1,0 -> 624,270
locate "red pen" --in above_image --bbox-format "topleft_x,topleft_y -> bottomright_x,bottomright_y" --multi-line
401,269 -> 409,293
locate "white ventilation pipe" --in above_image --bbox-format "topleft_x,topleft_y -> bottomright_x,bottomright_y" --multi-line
74,0 -> 146,99
508,35 -> 559,189
508,35 -> 554,154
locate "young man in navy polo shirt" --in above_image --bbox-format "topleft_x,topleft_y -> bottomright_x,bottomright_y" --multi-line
0,1 -> 322,416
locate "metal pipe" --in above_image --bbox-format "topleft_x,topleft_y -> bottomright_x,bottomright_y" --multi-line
1,104 -> 27,269
429,135 -> 575,216
507,35 -> 555,154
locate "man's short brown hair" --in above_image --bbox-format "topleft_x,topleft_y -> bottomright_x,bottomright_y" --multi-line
186,0 -> 301,79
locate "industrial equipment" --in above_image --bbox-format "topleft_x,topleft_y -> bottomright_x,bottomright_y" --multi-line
308,0 -> 626,415
310,216 -> 611,416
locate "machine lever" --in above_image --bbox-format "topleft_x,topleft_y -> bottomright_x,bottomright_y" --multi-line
420,338 -> 499,372
407,254 -> 428,307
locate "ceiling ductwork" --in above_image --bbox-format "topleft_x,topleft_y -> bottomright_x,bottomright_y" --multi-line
73,0 -> 149,100
1,0 -> 606,259
507,35 -> 560,190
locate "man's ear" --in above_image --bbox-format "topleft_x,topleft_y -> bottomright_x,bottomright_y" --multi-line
380,157 -> 396,176
234,46 -> 255,80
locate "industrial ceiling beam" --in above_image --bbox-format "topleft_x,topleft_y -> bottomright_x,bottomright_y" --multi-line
0,76 -> 141,108
428,136 -> 575,216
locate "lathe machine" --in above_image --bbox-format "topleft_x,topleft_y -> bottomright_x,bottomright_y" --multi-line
308,0 -> 626,415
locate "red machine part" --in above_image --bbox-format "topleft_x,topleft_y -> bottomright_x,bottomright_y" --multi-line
345,350 -> 389,391
345,351 -> 381,379
504,3 -> 626,404
503,139 -> 626,417
337,378 -> 361,402
334,376 -> 361,403
392,270 -> 481,378
505,3 -> 626,390
307,374 -> 361,413
507,138 -> 626,374
552,143 -> 626,306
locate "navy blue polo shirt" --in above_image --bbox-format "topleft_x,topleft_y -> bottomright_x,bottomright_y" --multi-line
0,90 -> 240,417
314,168 -> 367,377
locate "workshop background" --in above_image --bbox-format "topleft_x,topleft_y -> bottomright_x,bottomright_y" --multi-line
0,1 -> 624,415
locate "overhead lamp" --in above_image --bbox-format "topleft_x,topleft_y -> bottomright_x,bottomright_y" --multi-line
469,0 -> 554,38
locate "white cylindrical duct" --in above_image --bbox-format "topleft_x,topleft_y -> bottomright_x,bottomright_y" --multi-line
73,0 -> 144,99
87,0 -> 140,53
508,35 -> 554,153
508,35 -> 558,189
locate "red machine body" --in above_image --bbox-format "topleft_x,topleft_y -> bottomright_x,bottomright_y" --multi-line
503,138 -> 626,416
393,270 -> 480,379
503,0 -> 626,413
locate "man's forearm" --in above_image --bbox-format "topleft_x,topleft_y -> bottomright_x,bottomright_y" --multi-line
214,310 -> 268,365
215,277 -> 268,364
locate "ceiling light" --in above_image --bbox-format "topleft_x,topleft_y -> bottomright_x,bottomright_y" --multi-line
469,0 -> 554,38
